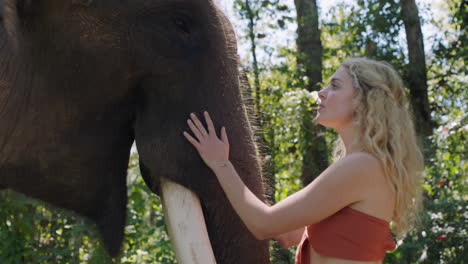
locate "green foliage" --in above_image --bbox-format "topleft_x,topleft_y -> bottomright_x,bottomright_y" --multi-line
321,0 -> 406,75
385,116 -> 467,263
234,0 -> 293,29
247,38 -> 316,264
0,190 -> 104,264
0,151 -> 176,264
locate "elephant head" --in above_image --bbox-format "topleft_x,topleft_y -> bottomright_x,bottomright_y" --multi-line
0,0 -> 270,263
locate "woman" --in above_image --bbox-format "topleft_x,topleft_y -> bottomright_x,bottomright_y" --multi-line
183,57 -> 423,263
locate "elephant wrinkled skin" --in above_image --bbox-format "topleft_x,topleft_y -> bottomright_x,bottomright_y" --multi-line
0,0 -> 269,263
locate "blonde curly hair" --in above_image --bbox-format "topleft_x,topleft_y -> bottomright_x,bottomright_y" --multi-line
333,57 -> 424,237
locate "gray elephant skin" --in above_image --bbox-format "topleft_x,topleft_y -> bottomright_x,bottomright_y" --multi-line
0,0 -> 269,263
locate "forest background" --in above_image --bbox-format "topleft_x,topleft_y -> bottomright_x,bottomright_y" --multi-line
0,0 -> 466,263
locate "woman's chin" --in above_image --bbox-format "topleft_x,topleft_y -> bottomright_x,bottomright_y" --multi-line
315,115 -> 325,125
315,116 -> 333,128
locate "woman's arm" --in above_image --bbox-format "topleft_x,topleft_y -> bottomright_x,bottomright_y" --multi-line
183,112 -> 382,240
275,228 -> 305,248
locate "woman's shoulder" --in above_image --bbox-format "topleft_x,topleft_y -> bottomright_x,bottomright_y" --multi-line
337,152 -> 382,169
341,153 -> 395,221
300,151 -> 390,222
332,152 -> 385,182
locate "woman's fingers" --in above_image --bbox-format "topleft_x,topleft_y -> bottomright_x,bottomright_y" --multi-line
186,112 -> 226,147
183,131 -> 201,150
187,119 -> 203,141
204,112 -> 217,137
190,113 -> 208,136
221,127 -> 229,145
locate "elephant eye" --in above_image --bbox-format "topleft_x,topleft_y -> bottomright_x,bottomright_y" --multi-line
174,17 -> 190,35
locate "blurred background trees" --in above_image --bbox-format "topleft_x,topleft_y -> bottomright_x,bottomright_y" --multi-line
1,0 -> 466,263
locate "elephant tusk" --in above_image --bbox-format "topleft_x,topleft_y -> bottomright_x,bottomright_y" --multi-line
160,178 -> 217,264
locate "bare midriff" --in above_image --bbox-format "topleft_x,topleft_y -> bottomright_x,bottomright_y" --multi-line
309,246 -> 383,264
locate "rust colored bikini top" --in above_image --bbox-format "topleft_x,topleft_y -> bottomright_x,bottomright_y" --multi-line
295,207 -> 396,263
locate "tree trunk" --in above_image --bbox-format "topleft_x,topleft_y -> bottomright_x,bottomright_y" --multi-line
401,0 -> 434,151
294,0 -> 328,185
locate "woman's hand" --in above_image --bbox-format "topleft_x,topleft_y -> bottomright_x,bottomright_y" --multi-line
183,111 -> 230,170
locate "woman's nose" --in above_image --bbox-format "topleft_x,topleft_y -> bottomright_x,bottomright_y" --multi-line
318,88 -> 326,100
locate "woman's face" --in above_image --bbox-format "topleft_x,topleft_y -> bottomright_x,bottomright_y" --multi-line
316,66 -> 357,129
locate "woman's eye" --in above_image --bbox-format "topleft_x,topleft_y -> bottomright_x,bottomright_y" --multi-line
331,84 -> 338,89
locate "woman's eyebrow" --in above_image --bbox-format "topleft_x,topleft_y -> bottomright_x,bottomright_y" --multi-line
330,77 -> 344,84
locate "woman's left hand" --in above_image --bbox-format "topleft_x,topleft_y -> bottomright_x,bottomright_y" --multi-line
183,111 -> 230,170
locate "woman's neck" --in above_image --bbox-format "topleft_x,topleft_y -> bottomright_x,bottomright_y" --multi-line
336,122 -> 361,156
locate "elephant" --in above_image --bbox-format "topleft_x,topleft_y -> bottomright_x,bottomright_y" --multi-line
0,0 -> 270,263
